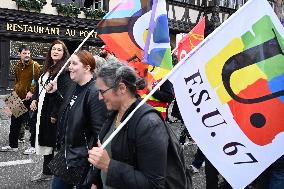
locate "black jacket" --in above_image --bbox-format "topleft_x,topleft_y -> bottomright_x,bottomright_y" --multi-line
271,155 -> 284,170
58,79 -> 108,167
151,79 -> 174,103
35,70 -> 72,147
96,99 -> 169,189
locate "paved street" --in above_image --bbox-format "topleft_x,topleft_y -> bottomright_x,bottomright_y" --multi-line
0,96 -> 51,189
0,96 -> 206,189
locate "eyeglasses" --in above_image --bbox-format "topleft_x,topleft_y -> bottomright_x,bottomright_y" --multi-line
99,86 -> 114,95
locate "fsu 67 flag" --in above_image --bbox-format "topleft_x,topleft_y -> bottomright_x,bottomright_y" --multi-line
169,0 -> 284,188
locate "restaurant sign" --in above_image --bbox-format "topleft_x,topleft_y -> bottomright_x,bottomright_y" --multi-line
6,22 -> 97,38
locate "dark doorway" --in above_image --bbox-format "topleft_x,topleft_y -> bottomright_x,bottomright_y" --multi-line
84,0 -> 93,8
64,40 -> 81,54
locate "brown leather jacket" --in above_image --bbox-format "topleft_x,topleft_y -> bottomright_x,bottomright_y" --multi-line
14,59 -> 40,99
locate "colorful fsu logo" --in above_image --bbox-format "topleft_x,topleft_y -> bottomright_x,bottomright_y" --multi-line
205,16 -> 284,146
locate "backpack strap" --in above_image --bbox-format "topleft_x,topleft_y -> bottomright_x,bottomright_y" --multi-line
127,103 -> 193,189
31,61 -> 36,86
127,103 -> 163,129
126,103 -> 164,166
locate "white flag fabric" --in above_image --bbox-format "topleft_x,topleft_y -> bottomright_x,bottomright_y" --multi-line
169,0 -> 284,188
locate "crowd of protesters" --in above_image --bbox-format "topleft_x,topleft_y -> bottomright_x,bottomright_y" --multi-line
0,41 -> 283,189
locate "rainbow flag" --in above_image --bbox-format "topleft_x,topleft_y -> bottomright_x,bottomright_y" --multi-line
149,17 -> 205,81
97,0 -> 172,70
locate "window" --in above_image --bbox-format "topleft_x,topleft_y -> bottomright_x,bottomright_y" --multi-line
282,4 -> 284,17
82,0 -> 103,9
52,0 -> 74,4
7,40 -> 50,90
239,0 -> 249,7
268,1 -> 275,10
52,0 -> 85,8
9,40 -> 49,71
93,0 -> 103,9
219,0 -> 236,8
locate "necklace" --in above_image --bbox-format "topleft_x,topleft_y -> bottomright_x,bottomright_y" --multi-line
115,98 -> 136,128
115,112 -> 123,128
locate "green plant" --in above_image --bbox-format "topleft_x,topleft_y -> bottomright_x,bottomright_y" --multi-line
31,0 -> 44,12
83,8 -> 106,20
56,3 -> 81,18
15,0 -> 44,12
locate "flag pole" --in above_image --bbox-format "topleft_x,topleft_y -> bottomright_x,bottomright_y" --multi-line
101,50 -> 188,149
101,43 -> 199,149
100,2 -> 249,149
171,46 -> 177,55
142,0 -> 158,63
53,30 -> 95,82
55,0 -> 124,81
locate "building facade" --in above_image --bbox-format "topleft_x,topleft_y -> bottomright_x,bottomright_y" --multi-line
0,0 -> 280,94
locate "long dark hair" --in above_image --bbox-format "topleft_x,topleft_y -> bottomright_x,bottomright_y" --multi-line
42,40 -> 70,76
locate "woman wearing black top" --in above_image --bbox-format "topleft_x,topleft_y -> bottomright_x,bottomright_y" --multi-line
48,50 -> 107,189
